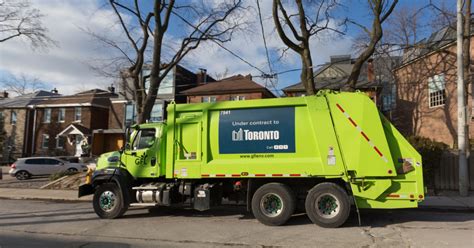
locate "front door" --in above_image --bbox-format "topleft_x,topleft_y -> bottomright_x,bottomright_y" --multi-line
125,128 -> 159,178
75,135 -> 83,156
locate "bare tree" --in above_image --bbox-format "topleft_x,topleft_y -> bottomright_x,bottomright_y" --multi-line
0,0 -> 55,48
89,0 -> 243,123
345,0 -> 398,90
1,73 -> 45,95
272,0 -> 341,95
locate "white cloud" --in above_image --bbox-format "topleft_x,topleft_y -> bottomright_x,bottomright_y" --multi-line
0,0 -> 124,94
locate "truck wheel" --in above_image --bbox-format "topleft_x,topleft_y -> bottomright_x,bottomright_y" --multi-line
305,182 -> 350,228
251,183 -> 295,226
93,183 -> 128,219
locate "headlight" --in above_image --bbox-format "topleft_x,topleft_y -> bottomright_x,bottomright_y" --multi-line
107,156 -> 119,163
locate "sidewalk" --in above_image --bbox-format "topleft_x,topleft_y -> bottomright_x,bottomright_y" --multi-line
0,188 -> 92,202
0,187 -> 473,210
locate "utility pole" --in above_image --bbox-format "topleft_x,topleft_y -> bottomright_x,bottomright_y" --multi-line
457,0 -> 469,196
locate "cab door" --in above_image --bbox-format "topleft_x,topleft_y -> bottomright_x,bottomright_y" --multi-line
126,128 -> 160,178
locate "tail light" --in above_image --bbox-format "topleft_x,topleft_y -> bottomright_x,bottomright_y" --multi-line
10,163 -> 16,169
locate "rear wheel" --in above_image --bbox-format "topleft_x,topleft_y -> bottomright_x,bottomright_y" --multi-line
15,171 -> 30,180
251,183 -> 295,226
305,182 -> 350,228
93,183 -> 128,219
66,168 -> 78,173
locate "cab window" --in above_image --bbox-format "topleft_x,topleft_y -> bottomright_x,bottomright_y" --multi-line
132,129 -> 156,150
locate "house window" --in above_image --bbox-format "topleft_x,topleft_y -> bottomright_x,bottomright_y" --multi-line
43,108 -> 51,123
150,103 -> 163,123
42,134 -> 49,149
10,111 -> 17,125
58,108 -> 65,123
428,74 -> 446,108
74,107 -> 81,121
143,69 -> 174,95
56,136 -> 65,149
125,103 -> 136,127
230,95 -> 246,101
202,96 -> 216,102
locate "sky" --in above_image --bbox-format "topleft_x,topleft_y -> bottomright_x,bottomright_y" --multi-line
0,0 -> 458,96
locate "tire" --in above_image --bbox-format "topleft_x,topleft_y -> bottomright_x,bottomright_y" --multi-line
66,168 -> 78,173
15,171 -> 31,180
92,183 -> 128,219
251,183 -> 295,226
305,182 -> 350,228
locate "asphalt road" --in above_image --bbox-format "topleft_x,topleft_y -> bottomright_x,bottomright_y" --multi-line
0,199 -> 472,248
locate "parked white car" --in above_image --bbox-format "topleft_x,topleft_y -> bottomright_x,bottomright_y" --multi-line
9,157 -> 88,180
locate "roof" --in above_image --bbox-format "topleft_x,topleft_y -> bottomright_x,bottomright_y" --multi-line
398,19 -> 474,67
181,74 -> 275,97
34,88 -> 114,109
57,123 -> 91,137
283,56 -> 400,93
0,91 -> 59,108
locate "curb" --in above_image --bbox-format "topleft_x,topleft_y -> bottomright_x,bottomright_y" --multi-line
0,195 -> 92,203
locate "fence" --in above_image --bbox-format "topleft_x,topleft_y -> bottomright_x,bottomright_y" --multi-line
433,150 -> 474,191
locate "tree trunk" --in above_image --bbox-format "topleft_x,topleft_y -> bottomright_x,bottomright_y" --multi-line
301,47 -> 316,95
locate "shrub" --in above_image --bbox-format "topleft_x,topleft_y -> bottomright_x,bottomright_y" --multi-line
407,136 -> 448,190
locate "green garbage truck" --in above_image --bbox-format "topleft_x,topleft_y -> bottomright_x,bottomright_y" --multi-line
79,91 -> 424,228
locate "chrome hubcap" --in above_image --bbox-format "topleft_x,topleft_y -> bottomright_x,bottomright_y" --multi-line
260,193 -> 284,217
315,193 -> 340,219
99,191 -> 116,212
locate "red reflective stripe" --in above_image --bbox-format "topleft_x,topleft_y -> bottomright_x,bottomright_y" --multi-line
216,174 -> 225,177
272,174 -> 283,177
231,174 -> 241,177
255,174 -> 265,177
387,194 -> 400,198
348,117 -> 357,127
201,174 -> 209,177
336,103 -> 345,113
290,174 -> 300,177
360,131 -> 370,141
373,146 -> 383,157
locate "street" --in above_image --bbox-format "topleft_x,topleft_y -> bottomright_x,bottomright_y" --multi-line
0,199 -> 472,247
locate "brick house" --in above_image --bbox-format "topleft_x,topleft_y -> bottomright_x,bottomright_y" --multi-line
91,65 -> 211,155
394,24 -> 474,147
282,55 -> 400,112
182,74 -> 275,103
31,89 -> 114,157
0,90 -> 58,163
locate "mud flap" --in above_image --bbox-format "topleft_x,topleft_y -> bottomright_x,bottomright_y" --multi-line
78,184 -> 94,198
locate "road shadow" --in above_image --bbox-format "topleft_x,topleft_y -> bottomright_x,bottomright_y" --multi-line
0,233 -> 131,248
124,205 -> 474,228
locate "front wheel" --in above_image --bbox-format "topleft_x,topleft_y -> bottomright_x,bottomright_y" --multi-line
305,182 -> 350,228
92,183 -> 128,219
251,183 -> 295,226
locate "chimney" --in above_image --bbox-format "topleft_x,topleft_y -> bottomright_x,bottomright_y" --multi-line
245,74 -> 252,80
51,88 -> 58,94
2,90 -> 8,98
108,84 -> 116,93
367,58 -> 374,82
197,68 -> 207,85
